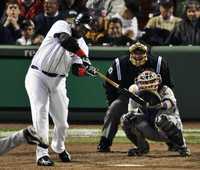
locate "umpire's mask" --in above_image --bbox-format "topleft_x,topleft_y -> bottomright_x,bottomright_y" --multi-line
129,42 -> 148,67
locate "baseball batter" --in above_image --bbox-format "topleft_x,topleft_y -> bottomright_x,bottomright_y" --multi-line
0,126 -> 48,155
121,70 -> 191,157
25,13 -> 96,166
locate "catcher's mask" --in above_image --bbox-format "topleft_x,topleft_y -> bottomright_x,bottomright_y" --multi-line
129,42 -> 148,67
135,70 -> 161,91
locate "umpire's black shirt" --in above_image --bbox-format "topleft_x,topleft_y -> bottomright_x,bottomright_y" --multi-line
104,55 -> 174,105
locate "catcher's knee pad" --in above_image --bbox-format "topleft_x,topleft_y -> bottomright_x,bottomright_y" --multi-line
155,114 -> 177,135
155,114 -> 185,147
121,113 -> 133,130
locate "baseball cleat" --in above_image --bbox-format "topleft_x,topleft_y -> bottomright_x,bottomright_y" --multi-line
59,150 -> 71,162
177,147 -> 191,157
97,145 -> 111,152
128,146 -> 149,156
23,126 -> 48,148
97,136 -> 111,152
166,142 -> 178,152
37,156 -> 54,166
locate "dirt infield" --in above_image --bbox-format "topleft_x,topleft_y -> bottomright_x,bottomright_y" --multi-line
0,143 -> 199,170
0,122 -> 199,170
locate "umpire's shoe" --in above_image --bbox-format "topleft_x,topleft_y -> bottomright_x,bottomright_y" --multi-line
23,126 -> 48,148
177,147 -> 191,157
37,156 -> 54,166
59,150 -> 71,162
97,136 -> 111,152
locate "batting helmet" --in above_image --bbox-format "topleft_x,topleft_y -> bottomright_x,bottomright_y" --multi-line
74,12 -> 93,30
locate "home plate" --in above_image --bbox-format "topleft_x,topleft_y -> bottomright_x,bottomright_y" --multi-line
109,164 -> 144,167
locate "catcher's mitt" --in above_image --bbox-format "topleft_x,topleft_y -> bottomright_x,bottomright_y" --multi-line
138,90 -> 162,125
138,90 -> 161,107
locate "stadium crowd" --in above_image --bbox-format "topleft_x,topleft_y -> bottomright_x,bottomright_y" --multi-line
0,0 -> 199,46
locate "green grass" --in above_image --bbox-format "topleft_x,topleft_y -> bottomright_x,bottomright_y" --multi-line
66,135 -> 200,144
0,128 -> 200,144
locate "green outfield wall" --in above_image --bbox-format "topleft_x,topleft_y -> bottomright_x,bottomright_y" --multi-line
0,45 -> 199,122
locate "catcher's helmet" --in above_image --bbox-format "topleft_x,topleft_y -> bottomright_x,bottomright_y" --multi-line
135,70 -> 161,91
74,13 -> 93,30
129,42 -> 148,67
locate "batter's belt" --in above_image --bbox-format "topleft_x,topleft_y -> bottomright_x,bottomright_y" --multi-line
31,65 -> 65,77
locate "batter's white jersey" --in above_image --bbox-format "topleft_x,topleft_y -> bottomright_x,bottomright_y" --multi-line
25,19 -> 89,161
31,20 -> 88,76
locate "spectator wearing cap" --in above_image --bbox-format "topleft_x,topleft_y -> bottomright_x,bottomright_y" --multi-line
17,0 -> 44,19
111,0 -> 140,40
96,17 -> 134,46
0,0 -> 25,44
33,0 -> 66,37
166,0 -> 200,45
16,19 -> 35,45
146,0 -> 181,31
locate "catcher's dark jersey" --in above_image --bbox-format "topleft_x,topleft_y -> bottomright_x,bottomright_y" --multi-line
104,55 -> 174,104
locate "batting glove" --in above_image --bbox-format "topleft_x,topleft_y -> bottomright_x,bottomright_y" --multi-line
86,65 -> 98,76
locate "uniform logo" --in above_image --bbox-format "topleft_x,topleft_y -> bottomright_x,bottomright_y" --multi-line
108,67 -> 113,74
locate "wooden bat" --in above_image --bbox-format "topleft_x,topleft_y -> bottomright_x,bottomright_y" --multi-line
96,71 -> 147,107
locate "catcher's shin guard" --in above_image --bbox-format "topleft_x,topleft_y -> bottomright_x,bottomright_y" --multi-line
121,112 -> 139,146
155,114 -> 185,148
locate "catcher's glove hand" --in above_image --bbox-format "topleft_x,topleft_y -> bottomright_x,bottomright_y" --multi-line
138,90 -> 162,112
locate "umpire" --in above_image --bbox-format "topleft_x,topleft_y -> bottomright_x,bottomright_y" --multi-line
97,41 -> 174,152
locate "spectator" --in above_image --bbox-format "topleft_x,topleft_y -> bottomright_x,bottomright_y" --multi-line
146,0 -> 181,31
84,10 -> 108,45
32,34 -> 44,45
71,0 -> 90,14
16,19 -> 35,45
96,17 -> 133,46
58,0 -> 75,12
0,0 -> 25,44
33,0 -> 66,37
17,0 -> 44,19
140,0 -> 181,45
112,0 -> 140,40
0,0 -> 6,20
166,0 -> 200,45
87,0 -> 125,18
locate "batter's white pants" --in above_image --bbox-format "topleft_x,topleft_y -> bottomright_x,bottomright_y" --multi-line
25,68 -> 69,161
0,130 -> 26,155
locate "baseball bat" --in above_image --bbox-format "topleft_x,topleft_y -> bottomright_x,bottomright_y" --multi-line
96,71 -> 147,107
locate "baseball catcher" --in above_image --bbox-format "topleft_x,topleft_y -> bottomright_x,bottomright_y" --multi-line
121,70 -> 191,157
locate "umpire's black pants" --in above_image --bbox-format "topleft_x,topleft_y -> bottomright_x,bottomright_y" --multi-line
101,95 -> 129,143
